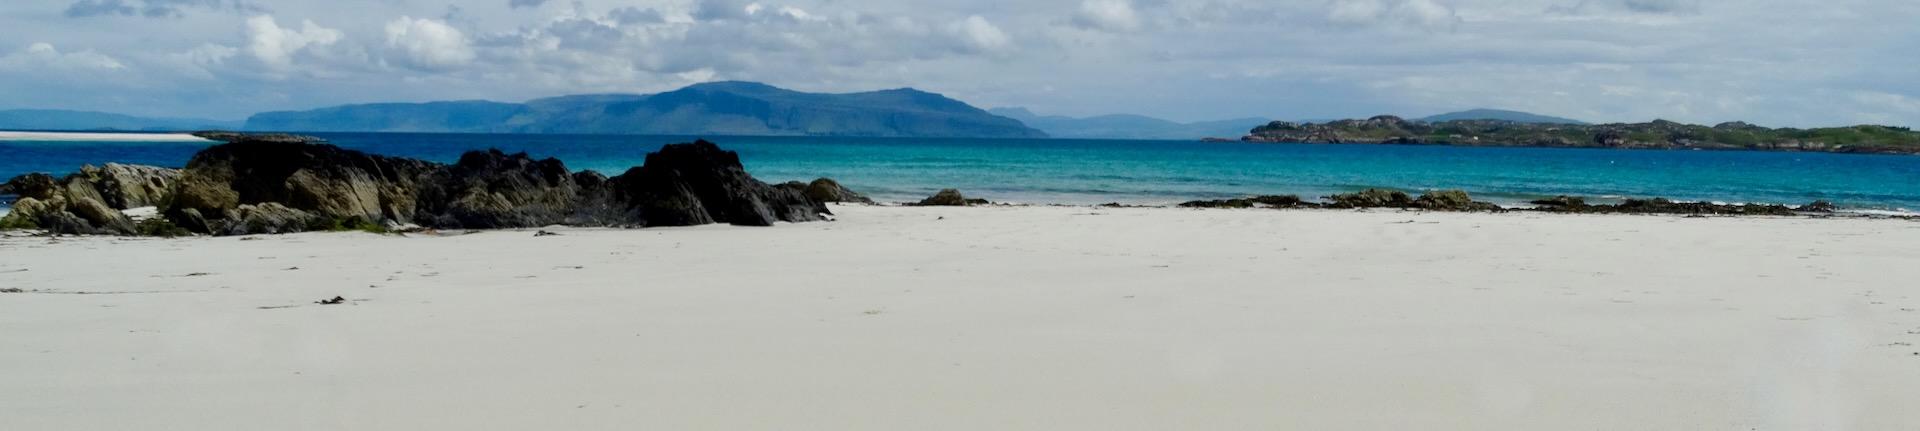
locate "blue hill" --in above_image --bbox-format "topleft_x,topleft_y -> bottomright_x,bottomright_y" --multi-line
246,82 -> 1046,138
1417,109 -> 1587,125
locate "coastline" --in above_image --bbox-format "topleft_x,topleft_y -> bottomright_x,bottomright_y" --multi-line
0,131 -> 212,142
5,205 -> 1918,429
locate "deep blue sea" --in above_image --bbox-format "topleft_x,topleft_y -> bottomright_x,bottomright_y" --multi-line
4,132 -> 1918,212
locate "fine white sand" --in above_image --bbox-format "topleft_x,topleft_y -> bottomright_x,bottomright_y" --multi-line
0,131 -> 211,142
3,205 -> 1919,430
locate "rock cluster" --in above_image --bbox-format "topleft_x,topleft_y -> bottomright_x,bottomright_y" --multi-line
5,137 -> 842,236
1177,195 -> 1311,209
785,178 -> 874,204
1179,189 -> 1505,212
0,163 -> 181,235
1528,196 -> 1811,216
915,189 -> 989,206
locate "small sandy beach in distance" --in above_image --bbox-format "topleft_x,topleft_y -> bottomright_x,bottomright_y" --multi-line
3,205 -> 1918,430
0,131 -> 212,142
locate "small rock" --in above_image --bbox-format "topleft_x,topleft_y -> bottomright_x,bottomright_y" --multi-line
917,189 -> 974,206
1800,201 -> 1836,212
316,296 -> 346,305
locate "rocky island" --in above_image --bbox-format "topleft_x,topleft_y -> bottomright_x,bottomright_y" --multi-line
1241,116 -> 1920,155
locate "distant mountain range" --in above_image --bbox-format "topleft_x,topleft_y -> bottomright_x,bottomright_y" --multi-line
0,109 -> 241,132
1417,109 -> 1587,125
989,108 -> 1269,140
0,94 -> 1639,141
247,81 -> 1046,138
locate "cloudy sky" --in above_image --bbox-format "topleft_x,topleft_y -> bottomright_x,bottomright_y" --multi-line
0,0 -> 1915,127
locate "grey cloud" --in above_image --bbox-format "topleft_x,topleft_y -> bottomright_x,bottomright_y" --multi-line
608,7 -> 665,25
693,0 -> 756,21
64,0 -> 264,19
1549,0 -> 1702,15
63,0 -> 137,17
507,0 -> 549,9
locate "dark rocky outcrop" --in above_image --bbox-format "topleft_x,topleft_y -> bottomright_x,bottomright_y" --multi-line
1324,189 -> 1416,209
1800,201 -> 1837,213
1530,196 -> 1588,209
5,138 -> 839,236
607,140 -> 829,227
415,149 -> 601,229
1412,190 -> 1504,212
792,178 -> 874,204
4,173 -> 59,201
167,140 -> 441,233
915,189 -> 988,206
1532,198 -> 1797,216
0,164 -> 180,235
1179,195 -> 1315,209
1321,189 -> 1506,211
75,163 -> 180,209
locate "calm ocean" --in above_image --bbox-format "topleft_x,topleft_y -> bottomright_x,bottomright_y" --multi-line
4,132 -> 1918,212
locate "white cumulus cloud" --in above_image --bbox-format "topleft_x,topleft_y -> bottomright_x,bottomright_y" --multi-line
385,16 -> 476,71
245,15 -> 342,70
1072,0 -> 1142,32
0,42 -> 128,71
949,15 -> 1012,54
1327,0 -> 1460,31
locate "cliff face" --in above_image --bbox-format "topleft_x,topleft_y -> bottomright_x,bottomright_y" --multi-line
1243,116 -> 1920,154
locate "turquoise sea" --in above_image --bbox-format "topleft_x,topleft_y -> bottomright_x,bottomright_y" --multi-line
3,132 -> 1918,212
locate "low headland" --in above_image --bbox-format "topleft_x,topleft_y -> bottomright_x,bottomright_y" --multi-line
1234,115 -> 1920,155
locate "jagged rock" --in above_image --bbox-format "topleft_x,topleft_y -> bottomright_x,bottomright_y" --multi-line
220,203 -> 323,235
67,196 -> 136,234
608,140 -> 830,227
1179,195 -> 1314,209
24,139 -> 826,235
77,163 -> 179,209
917,189 -> 973,206
0,197 -> 109,235
799,178 -> 874,204
1530,196 -> 1588,208
1800,201 -> 1836,213
1325,189 -> 1415,209
565,170 -> 629,226
165,208 -> 211,233
169,140 -> 440,232
0,197 -> 51,230
417,149 -> 589,229
5,173 -> 59,201
1531,197 -> 1796,216
1413,190 -> 1504,212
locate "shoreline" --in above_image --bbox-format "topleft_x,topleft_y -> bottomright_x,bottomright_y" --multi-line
5,204 -> 1918,429
0,131 -> 212,142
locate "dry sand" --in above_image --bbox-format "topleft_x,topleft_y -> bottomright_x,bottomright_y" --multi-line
3,205 -> 1919,430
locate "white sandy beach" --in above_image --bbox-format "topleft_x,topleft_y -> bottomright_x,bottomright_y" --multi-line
0,131 -> 212,142
3,205 -> 1919,430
